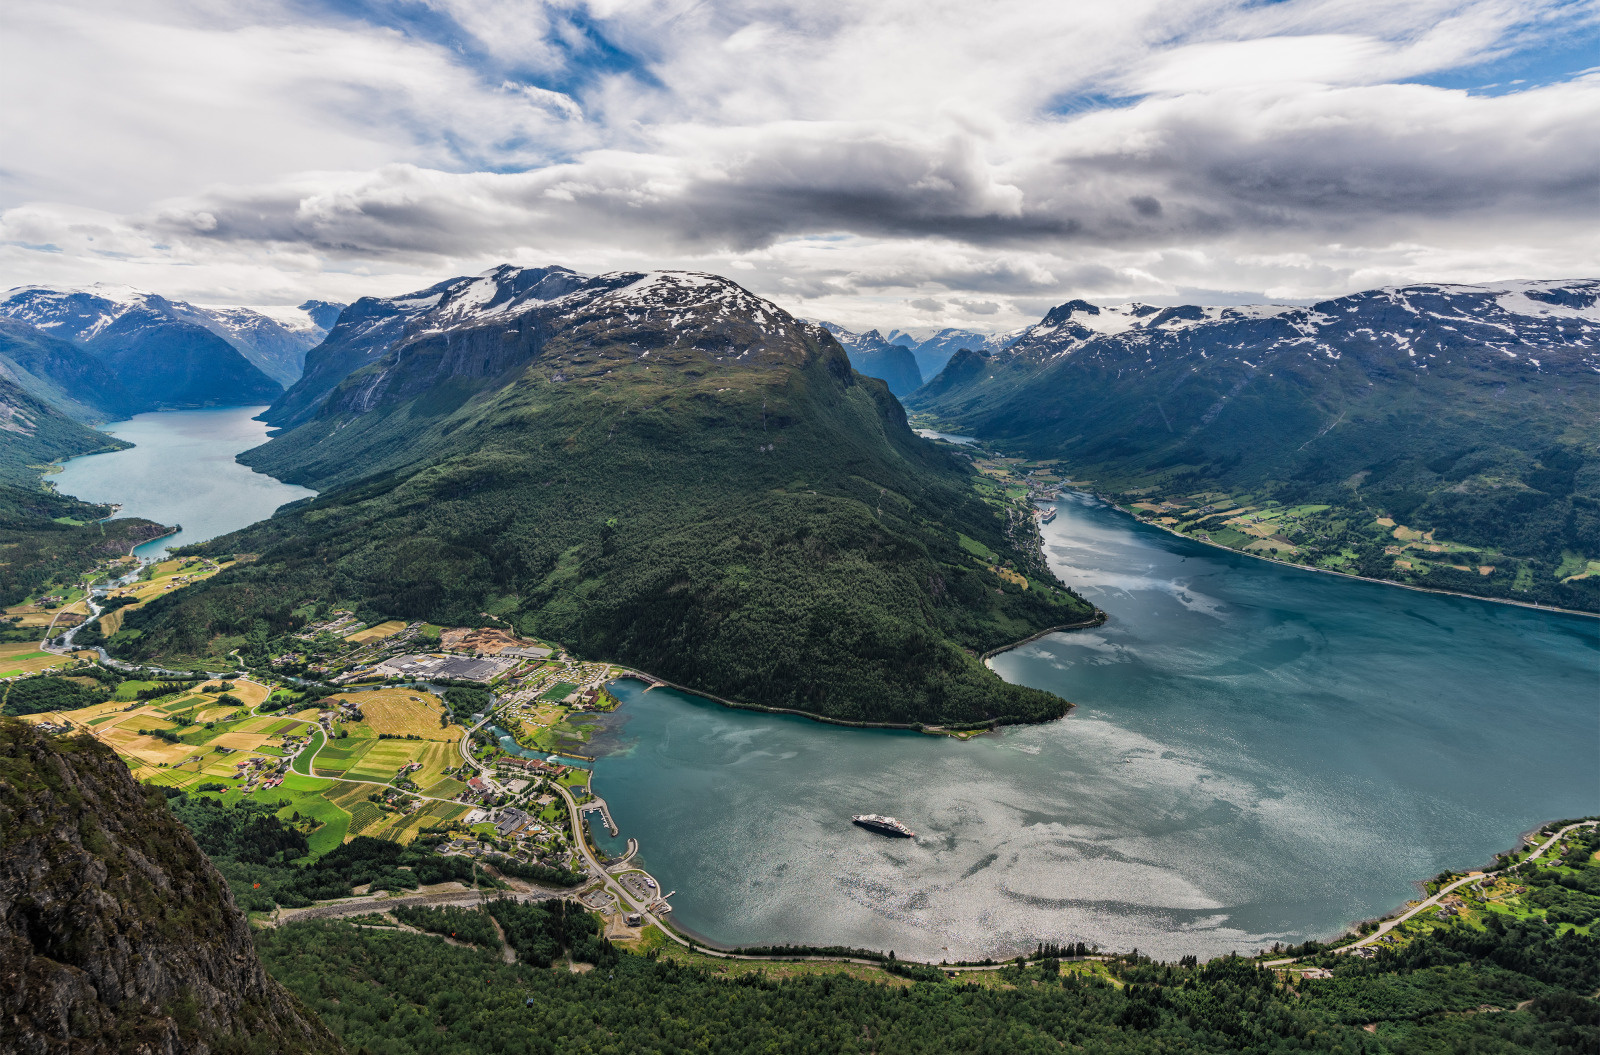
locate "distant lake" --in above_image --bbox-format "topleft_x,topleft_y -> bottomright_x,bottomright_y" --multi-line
51,407 -> 314,558
588,491 -> 1599,961
913,427 -> 978,445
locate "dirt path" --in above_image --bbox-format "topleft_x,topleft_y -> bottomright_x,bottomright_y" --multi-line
490,913 -> 515,964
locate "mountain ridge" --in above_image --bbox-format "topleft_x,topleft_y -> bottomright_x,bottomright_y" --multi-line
816,322 -> 924,396
907,279 -> 1600,611
0,283 -> 331,401
114,264 -> 1091,728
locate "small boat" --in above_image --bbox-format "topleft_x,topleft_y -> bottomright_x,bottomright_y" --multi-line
852,814 -> 916,838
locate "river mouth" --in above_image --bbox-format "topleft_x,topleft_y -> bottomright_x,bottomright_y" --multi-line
585,490 -> 1599,962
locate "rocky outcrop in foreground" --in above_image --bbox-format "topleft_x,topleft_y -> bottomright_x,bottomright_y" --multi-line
0,717 -> 341,1054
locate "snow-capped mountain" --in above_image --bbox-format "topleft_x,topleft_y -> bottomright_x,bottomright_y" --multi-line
906,278 -> 1600,608
0,284 -> 288,410
979,282 -> 1599,372
266,264 -> 841,430
0,284 -> 341,388
815,322 -> 923,396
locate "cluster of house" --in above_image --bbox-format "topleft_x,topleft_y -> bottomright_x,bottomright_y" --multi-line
321,697 -> 362,721
569,686 -> 606,711
498,756 -> 567,777
233,754 -> 286,791
297,611 -> 361,640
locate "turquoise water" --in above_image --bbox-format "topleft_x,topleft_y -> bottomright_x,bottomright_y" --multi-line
912,428 -> 978,445
50,407 -> 315,558
588,492 -> 1598,961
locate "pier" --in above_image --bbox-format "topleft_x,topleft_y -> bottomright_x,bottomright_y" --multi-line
581,795 -> 619,837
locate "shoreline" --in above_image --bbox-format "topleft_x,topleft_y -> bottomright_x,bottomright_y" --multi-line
608,653 -> 1096,736
1085,494 -> 1599,620
636,813 -> 1598,968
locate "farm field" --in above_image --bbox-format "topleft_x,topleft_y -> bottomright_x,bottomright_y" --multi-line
101,557 -> 237,611
337,688 -> 453,737
345,620 -> 406,643
0,643 -> 79,677
17,668 -> 481,863
345,740 -> 423,782
4,603 -> 62,628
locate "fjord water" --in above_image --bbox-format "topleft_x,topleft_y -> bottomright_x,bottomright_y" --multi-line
50,407 -> 315,558
591,492 -> 1598,961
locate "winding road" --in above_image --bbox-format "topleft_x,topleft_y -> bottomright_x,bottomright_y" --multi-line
1265,819 -> 1598,967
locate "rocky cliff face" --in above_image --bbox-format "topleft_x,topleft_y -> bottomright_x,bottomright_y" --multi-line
0,718 -> 340,1055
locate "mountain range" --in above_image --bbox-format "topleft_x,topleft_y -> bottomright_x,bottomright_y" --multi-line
817,322 -> 924,395
113,265 -> 1090,728
907,280 -> 1600,611
0,285 -> 343,416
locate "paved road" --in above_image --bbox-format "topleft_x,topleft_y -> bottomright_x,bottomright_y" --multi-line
272,887 -> 558,925
1265,820 -> 1598,967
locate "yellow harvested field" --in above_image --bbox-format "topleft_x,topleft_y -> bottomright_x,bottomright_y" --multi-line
345,620 -> 406,643
0,644 -> 77,676
413,740 -> 459,787
103,733 -> 201,767
340,689 -> 449,737
4,604 -> 59,628
102,559 -> 236,609
220,681 -> 271,709
213,731 -> 269,752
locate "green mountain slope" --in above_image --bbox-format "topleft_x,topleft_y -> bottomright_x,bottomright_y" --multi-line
0,317 -> 140,422
0,374 -> 128,488
908,281 -> 1600,611
0,377 -> 170,607
114,268 -> 1092,727
0,719 -> 341,1054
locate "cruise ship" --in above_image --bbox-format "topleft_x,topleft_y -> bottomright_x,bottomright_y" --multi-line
852,814 -> 916,838
1039,506 -> 1057,524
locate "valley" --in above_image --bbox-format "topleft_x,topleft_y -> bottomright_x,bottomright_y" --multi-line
905,281 -> 1600,613
1,265 -> 1595,1055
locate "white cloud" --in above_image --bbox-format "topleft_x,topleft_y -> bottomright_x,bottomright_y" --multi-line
1,0 -> 1595,332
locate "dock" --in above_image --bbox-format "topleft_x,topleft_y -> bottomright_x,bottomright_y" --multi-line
581,795 -> 619,837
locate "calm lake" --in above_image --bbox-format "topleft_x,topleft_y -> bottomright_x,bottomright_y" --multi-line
588,491 -> 1599,961
50,407 -> 315,558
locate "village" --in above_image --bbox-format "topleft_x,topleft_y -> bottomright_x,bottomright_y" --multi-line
8,596 -> 671,938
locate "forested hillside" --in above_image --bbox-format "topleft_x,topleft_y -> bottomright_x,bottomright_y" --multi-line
908,281 -> 1600,611
112,267 -> 1092,728
258,872 -> 1600,1055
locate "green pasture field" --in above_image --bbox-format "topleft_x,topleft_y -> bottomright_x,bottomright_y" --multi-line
312,737 -> 376,777
346,801 -> 385,837
345,740 -> 421,782
262,773 -> 350,858
956,533 -> 997,561
423,776 -> 468,799
289,727 -> 326,776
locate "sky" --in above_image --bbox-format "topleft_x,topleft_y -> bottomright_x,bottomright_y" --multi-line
1,0 -> 1597,333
